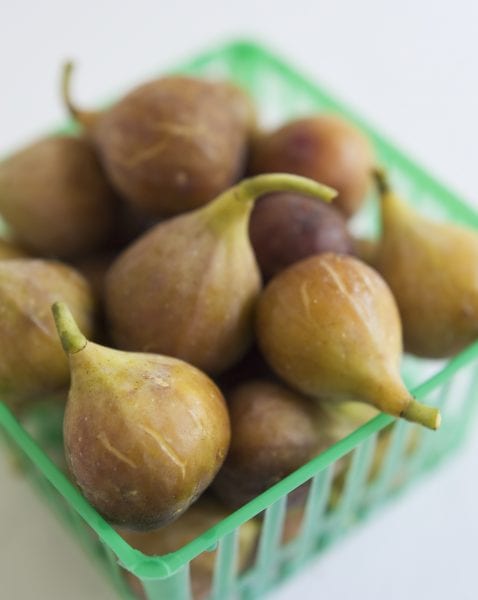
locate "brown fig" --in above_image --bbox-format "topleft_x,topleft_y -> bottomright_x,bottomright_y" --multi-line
63,63 -> 256,217
256,253 -> 440,430
52,302 -> 230,530
105,174 -> 336,375
119,497 -> 259,600
0,136 -> 117,258
212,379 -> 325,508
0,259 -> 94,408
374,169 -> 478,357
249,191 -> 354,280
250,115 -> 375,218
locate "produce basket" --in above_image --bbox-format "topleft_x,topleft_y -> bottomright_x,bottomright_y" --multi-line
2,38 -> 478,600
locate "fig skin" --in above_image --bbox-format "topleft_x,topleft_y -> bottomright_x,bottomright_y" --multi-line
119,497 -> 259,600
250,115 -> 375,218
0,136 -> 117,258
212,379 -> 325,509
256,253 -> 440,430
0,260 -> 95,408
249,192 -> 354,280
65,68 -> 256,218
53,302 -> 230,530
374,170 -> 478,358
0,238 -> 30,260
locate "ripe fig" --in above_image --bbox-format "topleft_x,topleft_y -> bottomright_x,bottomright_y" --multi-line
52,302 -> 230,530
0,259 -> 94,408
63,64 -> 256,217
250,115 -> 375,218
249,191 -> 353,279
0,136 -> 117,258
374,169 -> 478,357
256,253 -> 440,430
212,379 -> 325,508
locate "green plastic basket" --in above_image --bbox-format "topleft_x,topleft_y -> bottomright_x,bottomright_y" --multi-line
2,38 -> 478,600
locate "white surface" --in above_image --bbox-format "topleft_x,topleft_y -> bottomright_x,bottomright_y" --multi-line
1,1 -> 478,599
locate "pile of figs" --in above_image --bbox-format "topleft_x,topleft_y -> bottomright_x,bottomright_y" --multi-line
2,59 -> 478,598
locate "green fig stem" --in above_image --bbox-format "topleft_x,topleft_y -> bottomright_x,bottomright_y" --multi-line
52,301 -> 87,355
236,173 -> 337,204
61,61 -> 99,131
401,398 -> 441,430
202,174 -> 337,231
371,167 -> 391,196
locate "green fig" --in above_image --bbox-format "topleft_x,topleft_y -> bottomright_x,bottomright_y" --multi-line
0,135 -> 117,258
374,169 -> 478,357
105,174 -> 336,375
0,259 -> 94,408
52,302 -> 230,530
256,253 -> 440,430
63,64 -> 256,217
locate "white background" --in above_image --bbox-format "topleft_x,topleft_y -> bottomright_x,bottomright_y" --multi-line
1,1 -> 478,599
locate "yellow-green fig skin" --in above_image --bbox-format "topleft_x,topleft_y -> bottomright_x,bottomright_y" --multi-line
256,253 -> 440,429
53,303 -> 230,530
0,260 -> 94,407
105,174 -> 337,376
105,197 -> 260,375
375,178 -> 478,358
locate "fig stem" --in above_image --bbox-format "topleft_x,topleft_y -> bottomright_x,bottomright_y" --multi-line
61,61 -> 98,130
61,61 -> 80,121
372,167 -> 391,196
236,173 -> 337,205
52,302 -> 87,355
401,398 -> 441,430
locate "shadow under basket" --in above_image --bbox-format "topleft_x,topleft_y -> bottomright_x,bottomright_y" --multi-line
2,39 -> 478,600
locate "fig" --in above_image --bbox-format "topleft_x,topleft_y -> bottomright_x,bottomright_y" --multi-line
249,191 -> 353,279
256,253 -> 440,430
250,115 -> 375,218
52,302 -> 230,530
119,497 -> 259,600
0,136 -> 117,258
0,259 -> 94,408
374,169 -> 478,357
212,379 -> 325,508
105,174 -> 336,375
63,64 -> 256,217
